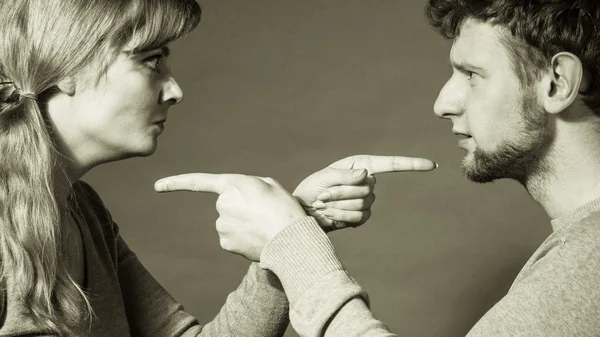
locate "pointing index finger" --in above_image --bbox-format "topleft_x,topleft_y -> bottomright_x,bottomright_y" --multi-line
360,155 -> 438,174
154,173 -> 227,194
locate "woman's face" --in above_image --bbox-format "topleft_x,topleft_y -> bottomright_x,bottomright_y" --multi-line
48,43 -> 183,172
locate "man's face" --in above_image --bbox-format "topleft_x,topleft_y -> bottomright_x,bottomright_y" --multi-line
433,18 -> 552,184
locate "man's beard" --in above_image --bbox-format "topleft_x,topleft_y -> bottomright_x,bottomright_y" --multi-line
462,91 -> 553,185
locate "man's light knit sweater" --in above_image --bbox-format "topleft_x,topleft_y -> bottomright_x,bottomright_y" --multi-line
261,199 -> 600,336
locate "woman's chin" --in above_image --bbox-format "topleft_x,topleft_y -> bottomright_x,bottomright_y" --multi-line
137,142 -> 159,157
120,140 -> 159,159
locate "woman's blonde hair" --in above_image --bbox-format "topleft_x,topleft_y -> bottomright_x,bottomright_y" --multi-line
0,0 -> 200,334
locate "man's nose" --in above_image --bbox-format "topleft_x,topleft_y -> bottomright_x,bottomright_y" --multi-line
433,80 -> 465,119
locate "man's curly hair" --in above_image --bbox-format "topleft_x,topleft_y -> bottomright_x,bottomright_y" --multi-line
425,0 -> 600,113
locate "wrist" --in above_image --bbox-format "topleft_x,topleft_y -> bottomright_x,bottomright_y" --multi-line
267,211 -> 308,243
260,216 -> 343,304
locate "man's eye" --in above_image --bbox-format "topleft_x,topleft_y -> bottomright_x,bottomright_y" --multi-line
467,71 -> 478,80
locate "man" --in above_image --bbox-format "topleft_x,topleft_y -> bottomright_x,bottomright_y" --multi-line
156,0 -> 600,336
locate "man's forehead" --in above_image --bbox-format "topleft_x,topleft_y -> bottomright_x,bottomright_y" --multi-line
449,18 -> 507,68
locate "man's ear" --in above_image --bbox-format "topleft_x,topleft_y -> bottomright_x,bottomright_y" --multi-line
56,78 -> 76,96
542,52 -> 584,114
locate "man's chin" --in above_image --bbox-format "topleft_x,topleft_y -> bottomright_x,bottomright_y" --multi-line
461,157 -> 502,184
463,169 -> 502,184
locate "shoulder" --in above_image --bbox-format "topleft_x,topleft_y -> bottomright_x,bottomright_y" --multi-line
73,180 -> 105,207
548,213 -> 600,270
72,180 -> 113,220
519,213 -> 600,294
552,211 -> 600,265
72,180 -> 119,236
469,220 -> 600,336
514,213 -> 600,293
564,211 -> 600,244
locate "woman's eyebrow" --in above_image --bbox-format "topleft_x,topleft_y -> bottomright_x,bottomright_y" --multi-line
126,45 -> 171,56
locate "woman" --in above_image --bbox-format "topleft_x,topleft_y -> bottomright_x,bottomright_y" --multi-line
0,0 -> 390,335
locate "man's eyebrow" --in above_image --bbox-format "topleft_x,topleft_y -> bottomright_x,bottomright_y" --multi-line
448,59 -> 485,73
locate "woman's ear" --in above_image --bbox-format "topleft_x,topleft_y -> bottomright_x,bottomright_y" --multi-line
542,52 -> 584,114
56,78 -> 76,96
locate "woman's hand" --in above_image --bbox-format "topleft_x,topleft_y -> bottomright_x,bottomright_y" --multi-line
293,155 -> 437,232
154,173 -> 306,262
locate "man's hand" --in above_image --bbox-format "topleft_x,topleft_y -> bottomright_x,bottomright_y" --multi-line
293,155 -> 437,232
154,173 -> 306,262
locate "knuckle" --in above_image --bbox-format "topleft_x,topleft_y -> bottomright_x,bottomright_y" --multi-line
328,209 -> 339,218
352,212 -> 363,222
219,237 -> 230,251
354,218 -> 367,227
215,218 -> 226,233
365,194 -> 376,207
360,186 -> 370,196
356,199 -> 365,209
329,188 -> 343,200
215,196 -> 227,210
393,156 -> 403,170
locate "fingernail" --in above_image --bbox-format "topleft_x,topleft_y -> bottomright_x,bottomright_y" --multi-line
312,200 -> 326,209
323,209 -> 334,217
354,169 -> 366,178
317,192 -> 331,201
332,221 -> 347,229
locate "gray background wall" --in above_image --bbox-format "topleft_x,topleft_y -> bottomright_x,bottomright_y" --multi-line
85,1 -> 551,336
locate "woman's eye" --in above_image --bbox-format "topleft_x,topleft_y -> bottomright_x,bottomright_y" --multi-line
143,54 -> 165,71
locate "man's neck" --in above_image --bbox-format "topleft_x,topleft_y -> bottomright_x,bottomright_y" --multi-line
526,131 -> 600,220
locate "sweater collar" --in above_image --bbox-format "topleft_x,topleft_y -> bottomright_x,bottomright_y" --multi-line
550,196 -> 600,231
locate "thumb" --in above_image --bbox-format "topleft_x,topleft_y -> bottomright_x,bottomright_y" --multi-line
320,168 -> 368,187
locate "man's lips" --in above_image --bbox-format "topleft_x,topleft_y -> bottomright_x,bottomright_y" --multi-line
453,130 -> 472,150
452,130 -> 471,138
